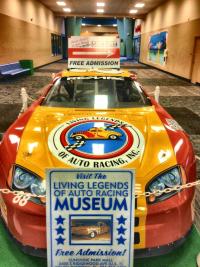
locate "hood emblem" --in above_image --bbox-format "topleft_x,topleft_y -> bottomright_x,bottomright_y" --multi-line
48,117 -> 145,168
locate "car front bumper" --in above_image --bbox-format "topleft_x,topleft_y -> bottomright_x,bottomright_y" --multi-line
0,187 -> 195,258
0,217 -> 193,259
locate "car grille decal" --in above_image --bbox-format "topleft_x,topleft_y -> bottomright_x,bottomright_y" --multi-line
134,232 -> 140,244
135,197 -> 138,209
135,217 -> 139,227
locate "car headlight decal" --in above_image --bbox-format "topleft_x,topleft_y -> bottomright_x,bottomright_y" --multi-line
30,179 -> 46,196
13,166 -> 46,198
13,168 -> 35,189
147,166 -> 182,204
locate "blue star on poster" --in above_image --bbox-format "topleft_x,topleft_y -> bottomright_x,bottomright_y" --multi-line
117,225 -> 127,235
117,215 -> 127,225
56,226 -> 65,235
56,236 -> 65,245
55,215 -> 65,225
117,235 -> 126,245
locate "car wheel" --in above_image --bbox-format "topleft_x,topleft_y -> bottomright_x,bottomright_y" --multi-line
109,134 -> 118,140
74,135 -> 84,140
89,231 -> 97,239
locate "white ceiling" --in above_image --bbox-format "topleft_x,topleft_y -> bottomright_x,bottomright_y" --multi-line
38,0 -> 167,17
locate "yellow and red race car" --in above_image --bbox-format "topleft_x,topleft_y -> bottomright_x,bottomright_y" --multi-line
0,69 -> 196,258
70,127 -> 122,140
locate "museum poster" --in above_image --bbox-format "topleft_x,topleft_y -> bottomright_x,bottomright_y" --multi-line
46,169 -> 135,267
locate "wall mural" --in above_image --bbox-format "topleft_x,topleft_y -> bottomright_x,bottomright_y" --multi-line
148,31 -> 168,65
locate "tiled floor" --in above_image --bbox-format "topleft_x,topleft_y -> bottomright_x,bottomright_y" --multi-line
0,59 -> 200,227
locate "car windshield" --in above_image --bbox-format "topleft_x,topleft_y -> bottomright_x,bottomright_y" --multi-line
42,77 -> 151,108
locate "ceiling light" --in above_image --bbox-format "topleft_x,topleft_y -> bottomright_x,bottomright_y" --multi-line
135,3 -> 145,8
97,2 -> 105,7
82,23 -> 86,26
129,9 -> 138,14
97,24 -> 102,27
113,24 -> 117,27
63,7 -> 71,12
97,9 -> 104,13
56,1 -> 66,6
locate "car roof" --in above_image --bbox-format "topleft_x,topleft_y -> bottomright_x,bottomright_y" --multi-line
53,69 -> 137,80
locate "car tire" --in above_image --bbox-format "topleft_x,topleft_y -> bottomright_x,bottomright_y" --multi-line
89,231 -> 97,239
109,134 -> 118,140
74,135 -> 84,141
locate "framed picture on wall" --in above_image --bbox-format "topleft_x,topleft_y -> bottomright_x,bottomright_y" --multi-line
148,31 -> 168,65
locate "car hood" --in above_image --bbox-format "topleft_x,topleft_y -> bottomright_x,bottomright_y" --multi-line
15,106 -> 177,186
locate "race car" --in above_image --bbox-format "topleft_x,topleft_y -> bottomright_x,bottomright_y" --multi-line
70,127 -> 122,140
0,69 -> 196,258
71,221 -> 110,239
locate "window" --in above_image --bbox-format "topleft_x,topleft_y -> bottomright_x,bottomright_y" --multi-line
51,34 -> 62,56
42,77 -> 151,109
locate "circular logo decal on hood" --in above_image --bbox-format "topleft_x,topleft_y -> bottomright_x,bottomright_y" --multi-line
48,117 -> 144,168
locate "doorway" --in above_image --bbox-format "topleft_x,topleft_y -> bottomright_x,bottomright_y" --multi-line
191,37 -> 200,84
133,36 -> 141,62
